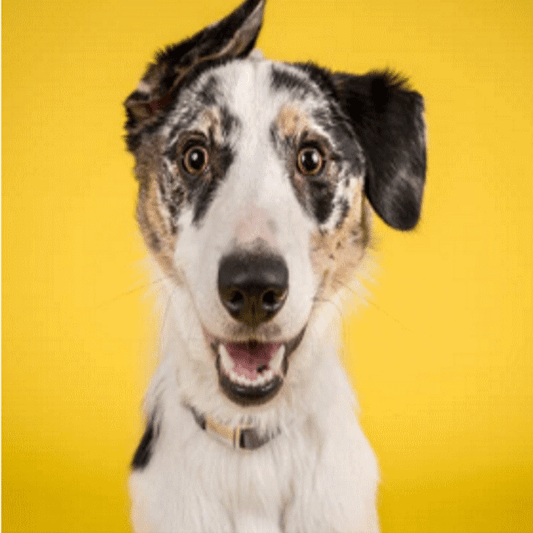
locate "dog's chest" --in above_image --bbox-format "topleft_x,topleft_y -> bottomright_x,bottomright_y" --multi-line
130,420 -> 314,533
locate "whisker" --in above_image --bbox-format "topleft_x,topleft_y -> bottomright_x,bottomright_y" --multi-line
158,285 -> 177,355
96,277 -> 166,309
336,279 -> 411,333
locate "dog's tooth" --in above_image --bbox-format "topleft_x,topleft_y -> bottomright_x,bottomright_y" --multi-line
218,344 -> 234,373
270,345 -> 286,371
263,369 -> 274,381
234,373 -> 247,386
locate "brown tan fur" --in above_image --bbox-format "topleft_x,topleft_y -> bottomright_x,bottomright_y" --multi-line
311,197 -> 372,303
134,137 -> 179,281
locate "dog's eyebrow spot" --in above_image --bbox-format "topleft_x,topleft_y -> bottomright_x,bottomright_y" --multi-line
219,105 -> 239,139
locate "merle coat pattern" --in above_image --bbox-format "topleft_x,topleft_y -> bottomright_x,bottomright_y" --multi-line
124,1 -> 426,531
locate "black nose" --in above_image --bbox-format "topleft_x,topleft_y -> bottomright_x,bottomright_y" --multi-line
218,251 -> 289,328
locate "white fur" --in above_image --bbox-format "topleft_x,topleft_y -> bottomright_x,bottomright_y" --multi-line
130,282 -> 379,533
130,58 -> 380,533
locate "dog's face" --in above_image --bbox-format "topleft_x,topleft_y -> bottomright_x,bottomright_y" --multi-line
125,0 -> 425,412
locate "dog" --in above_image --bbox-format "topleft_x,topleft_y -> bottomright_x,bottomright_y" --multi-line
124,0 -> 426,531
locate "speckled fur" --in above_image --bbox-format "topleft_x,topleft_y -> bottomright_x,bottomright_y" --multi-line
124,0 -> 426,531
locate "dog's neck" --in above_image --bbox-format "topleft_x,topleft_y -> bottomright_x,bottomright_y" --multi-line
184,403 -> 278,451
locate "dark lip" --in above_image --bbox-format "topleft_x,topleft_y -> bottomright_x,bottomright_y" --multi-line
211,327 -> 306,407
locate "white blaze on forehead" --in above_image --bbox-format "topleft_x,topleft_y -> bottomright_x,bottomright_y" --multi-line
210,60 -> 316,246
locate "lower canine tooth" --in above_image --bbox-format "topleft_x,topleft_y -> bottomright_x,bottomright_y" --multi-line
218,344 -> 234,373
270,345 -> 286,371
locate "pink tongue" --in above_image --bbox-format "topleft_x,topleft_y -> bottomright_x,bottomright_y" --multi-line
224,341 -> 282,380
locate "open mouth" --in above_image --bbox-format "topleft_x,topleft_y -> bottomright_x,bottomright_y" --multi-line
210,329 -> 306,406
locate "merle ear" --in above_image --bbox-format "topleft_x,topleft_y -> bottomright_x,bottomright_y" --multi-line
332,71 -> 426,230
124,0 -> 265,151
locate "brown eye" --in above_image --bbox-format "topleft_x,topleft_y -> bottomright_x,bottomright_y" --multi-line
182,145 -> 209,175
297,147 -> 324,176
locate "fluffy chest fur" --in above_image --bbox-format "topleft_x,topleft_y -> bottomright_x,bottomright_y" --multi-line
124,0 -> 426,531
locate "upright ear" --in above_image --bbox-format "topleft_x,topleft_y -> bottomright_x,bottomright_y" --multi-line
332,71 -> 426,230
124,0 -> 265,151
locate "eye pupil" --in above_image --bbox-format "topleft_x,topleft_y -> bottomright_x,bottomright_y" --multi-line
298,148 -> 323,175
189,149 -> 204,169
183,146 -> 208,174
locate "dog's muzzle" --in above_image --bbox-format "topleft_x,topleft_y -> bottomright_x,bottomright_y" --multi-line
212,249 -> 303,405
208,247 -> 305,405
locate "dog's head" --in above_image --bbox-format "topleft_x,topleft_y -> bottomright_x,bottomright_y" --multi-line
125,0 -> 425,414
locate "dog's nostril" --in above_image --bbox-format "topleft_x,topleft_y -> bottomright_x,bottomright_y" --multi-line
218,251 -> 289,328
262,290 -> 276,306
261,289 -> 286,312
228,289 -> 244,308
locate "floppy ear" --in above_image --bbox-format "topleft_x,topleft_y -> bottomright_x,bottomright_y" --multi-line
332,71 -> 426,230
124,0 -> 265,151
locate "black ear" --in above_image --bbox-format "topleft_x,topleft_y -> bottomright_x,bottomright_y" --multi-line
125,0 -> 265,151
332,71 -> 426,230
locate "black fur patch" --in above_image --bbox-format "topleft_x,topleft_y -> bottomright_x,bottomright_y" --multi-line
220,106 -> 239,138
154,0 -> 263,93
292,62 -> 338,101
270,66 -> 315,96
332,71 -> 426,230
192,144 -> 234,224
308,179 -> 336,224
196,75 -> 220,106
131,415 -> 160,470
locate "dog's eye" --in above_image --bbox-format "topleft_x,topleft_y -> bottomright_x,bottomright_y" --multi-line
182,145 -> 209,175
297,147 -> 324,176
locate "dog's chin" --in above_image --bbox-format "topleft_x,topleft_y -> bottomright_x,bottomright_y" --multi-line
207,328 -> 306,407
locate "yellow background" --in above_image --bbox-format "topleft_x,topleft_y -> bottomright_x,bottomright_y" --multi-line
3,0 -> 532,531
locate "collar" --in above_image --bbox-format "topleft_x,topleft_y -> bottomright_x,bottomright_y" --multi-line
185,404 -> 278,451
